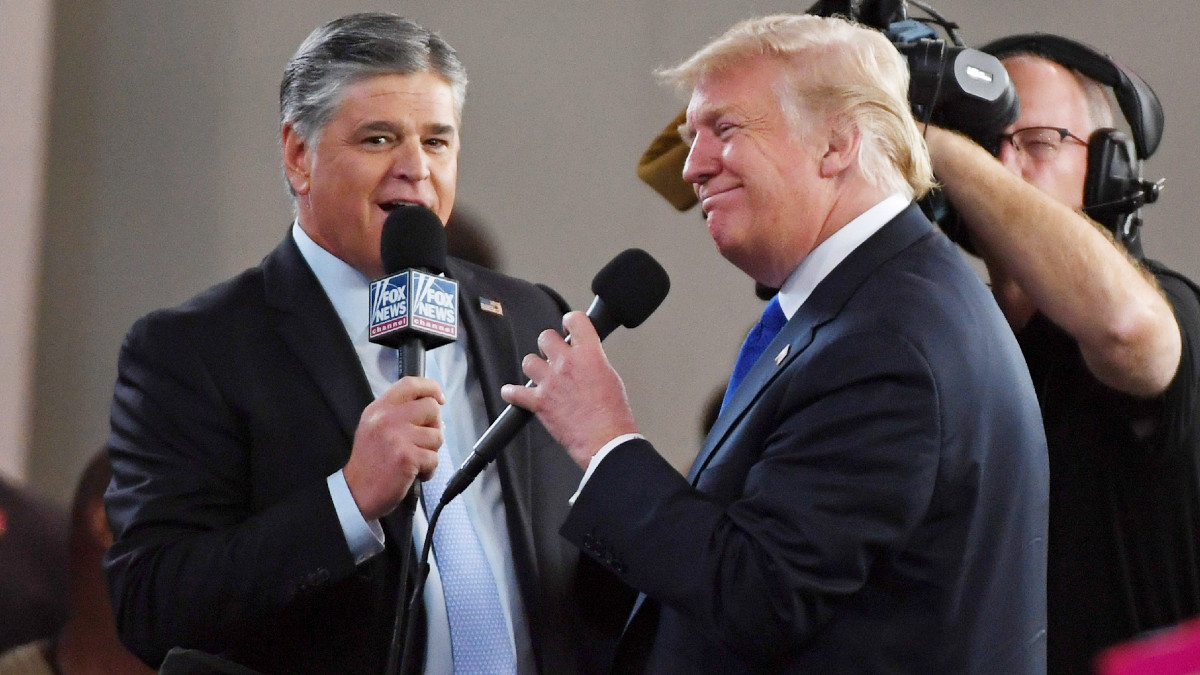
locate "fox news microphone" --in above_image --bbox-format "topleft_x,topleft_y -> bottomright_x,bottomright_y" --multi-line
368,204 -> 459,371
368,203 -> 459,675
437,248 -> 670,507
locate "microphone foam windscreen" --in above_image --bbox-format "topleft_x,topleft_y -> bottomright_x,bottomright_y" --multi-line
591,248 -> 671,329
380,204 -> 449,275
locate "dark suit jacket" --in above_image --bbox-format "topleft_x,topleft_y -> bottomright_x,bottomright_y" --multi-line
562,205 -> 1049,673
104,234 -> 623,674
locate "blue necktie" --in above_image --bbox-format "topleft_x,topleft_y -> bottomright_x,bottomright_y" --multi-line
421,455 -> 517,674
720,295 -> 786,413
417,352 -> 517,675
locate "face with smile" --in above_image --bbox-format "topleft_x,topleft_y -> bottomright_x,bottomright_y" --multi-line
680,56 -> 830,287
283,71 -> 459,279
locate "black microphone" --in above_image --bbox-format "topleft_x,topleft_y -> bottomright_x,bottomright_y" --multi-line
437,248 -> 671,507
1083,179 -> 1164,218
368,204 -> 459,374
370,204 -> 458,675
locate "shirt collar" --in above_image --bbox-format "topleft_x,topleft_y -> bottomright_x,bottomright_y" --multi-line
776,193 -> 910,319
291,222 -> 371,339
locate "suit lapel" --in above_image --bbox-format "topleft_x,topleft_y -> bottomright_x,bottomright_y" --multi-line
447,261 -> 524,422
687,204 -> 935,484
445,260 -> 538,575
262,234 -> 374,446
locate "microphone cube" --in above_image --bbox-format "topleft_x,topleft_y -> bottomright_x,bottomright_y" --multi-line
369,269 -> 459,349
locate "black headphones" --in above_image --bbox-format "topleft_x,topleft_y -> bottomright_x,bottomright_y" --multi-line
980,33 -> 1165,256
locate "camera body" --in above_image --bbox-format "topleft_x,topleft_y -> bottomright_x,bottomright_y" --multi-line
804,0 -> 1021,249
806,0 -> 1018,143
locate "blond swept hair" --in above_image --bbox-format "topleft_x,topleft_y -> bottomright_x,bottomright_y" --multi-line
658,14 -> 934,199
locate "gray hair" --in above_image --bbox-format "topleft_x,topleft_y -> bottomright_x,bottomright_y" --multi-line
280,13 -> 468,148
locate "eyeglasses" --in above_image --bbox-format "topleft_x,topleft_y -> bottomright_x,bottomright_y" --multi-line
996,126 -> 1089,163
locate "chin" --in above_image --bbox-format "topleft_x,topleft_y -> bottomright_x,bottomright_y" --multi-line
706,213 -> 741,248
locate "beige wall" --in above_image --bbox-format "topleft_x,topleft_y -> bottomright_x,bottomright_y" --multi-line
14,0 -> 1200,502
0,0 -> 53,482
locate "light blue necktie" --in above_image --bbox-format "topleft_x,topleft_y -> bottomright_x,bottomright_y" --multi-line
421,438 -> 517,674
720,295 -> 786,413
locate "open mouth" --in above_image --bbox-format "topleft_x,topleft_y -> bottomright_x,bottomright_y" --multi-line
380,200 -> 425,212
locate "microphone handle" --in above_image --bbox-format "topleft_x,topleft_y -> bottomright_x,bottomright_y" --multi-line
396,335 -> 427,509
386,335 -> 426,675
441,404 -> 533,504
399,339 -> 426,379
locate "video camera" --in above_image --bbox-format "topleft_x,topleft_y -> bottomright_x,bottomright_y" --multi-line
806,0 -> 1018,144
802,0 -> 1021,249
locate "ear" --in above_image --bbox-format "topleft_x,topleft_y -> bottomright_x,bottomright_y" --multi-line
818,122 -> 860,179
281,123 -> 313,196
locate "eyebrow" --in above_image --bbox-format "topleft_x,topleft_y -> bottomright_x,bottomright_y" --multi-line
677,122 -> 696,145
680,102 -> 733,142
358,120 -> 457,136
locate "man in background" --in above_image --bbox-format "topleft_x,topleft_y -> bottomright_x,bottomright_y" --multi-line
0,450 -> 154,675
0,478 -> 66,655
924,34 -> 1200,674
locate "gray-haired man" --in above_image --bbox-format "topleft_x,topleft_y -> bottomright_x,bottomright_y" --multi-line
104,13 -> 626,675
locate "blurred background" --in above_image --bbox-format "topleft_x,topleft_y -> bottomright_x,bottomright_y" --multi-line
4,0 -> 1197,503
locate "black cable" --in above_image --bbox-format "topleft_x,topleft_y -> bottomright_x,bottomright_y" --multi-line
907,0 -> 964,45
384,484 -> 422,675
921,39 -> 948,134
396,499 -> 444,675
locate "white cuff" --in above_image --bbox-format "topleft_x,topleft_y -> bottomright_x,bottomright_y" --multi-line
327,469 -> 385,564
568,433 -> 645,505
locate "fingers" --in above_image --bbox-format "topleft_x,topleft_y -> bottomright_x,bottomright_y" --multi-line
536,324 -> 568,364
535,311 -> 599,363
562,311 -> 601,347
521,350 -> 550,384
344,377 -> 447,519
505,312 -> 604,410
502,312 -> 638,469
408,425 -> 442,481
501,379 -> 536,411
379,375 -> 446,407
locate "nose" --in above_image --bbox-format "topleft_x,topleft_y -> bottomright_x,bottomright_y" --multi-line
682,131 -> 718,187
390,138 -> 431,182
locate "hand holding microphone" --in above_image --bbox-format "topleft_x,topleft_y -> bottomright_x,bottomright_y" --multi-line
344,205 -> 455,520
500,249 -> 670,472
344,377 -> 444,520
398,247 -> 669,675
508,310 -> 641,469
436,248 -> 669,504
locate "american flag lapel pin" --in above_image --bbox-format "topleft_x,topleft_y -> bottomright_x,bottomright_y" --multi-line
479,297 -> 504,316
774,344 -> 790,365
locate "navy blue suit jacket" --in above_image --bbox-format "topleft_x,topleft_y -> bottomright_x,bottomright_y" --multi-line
104,234 -> 626,674
562,205 -> 1049,673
